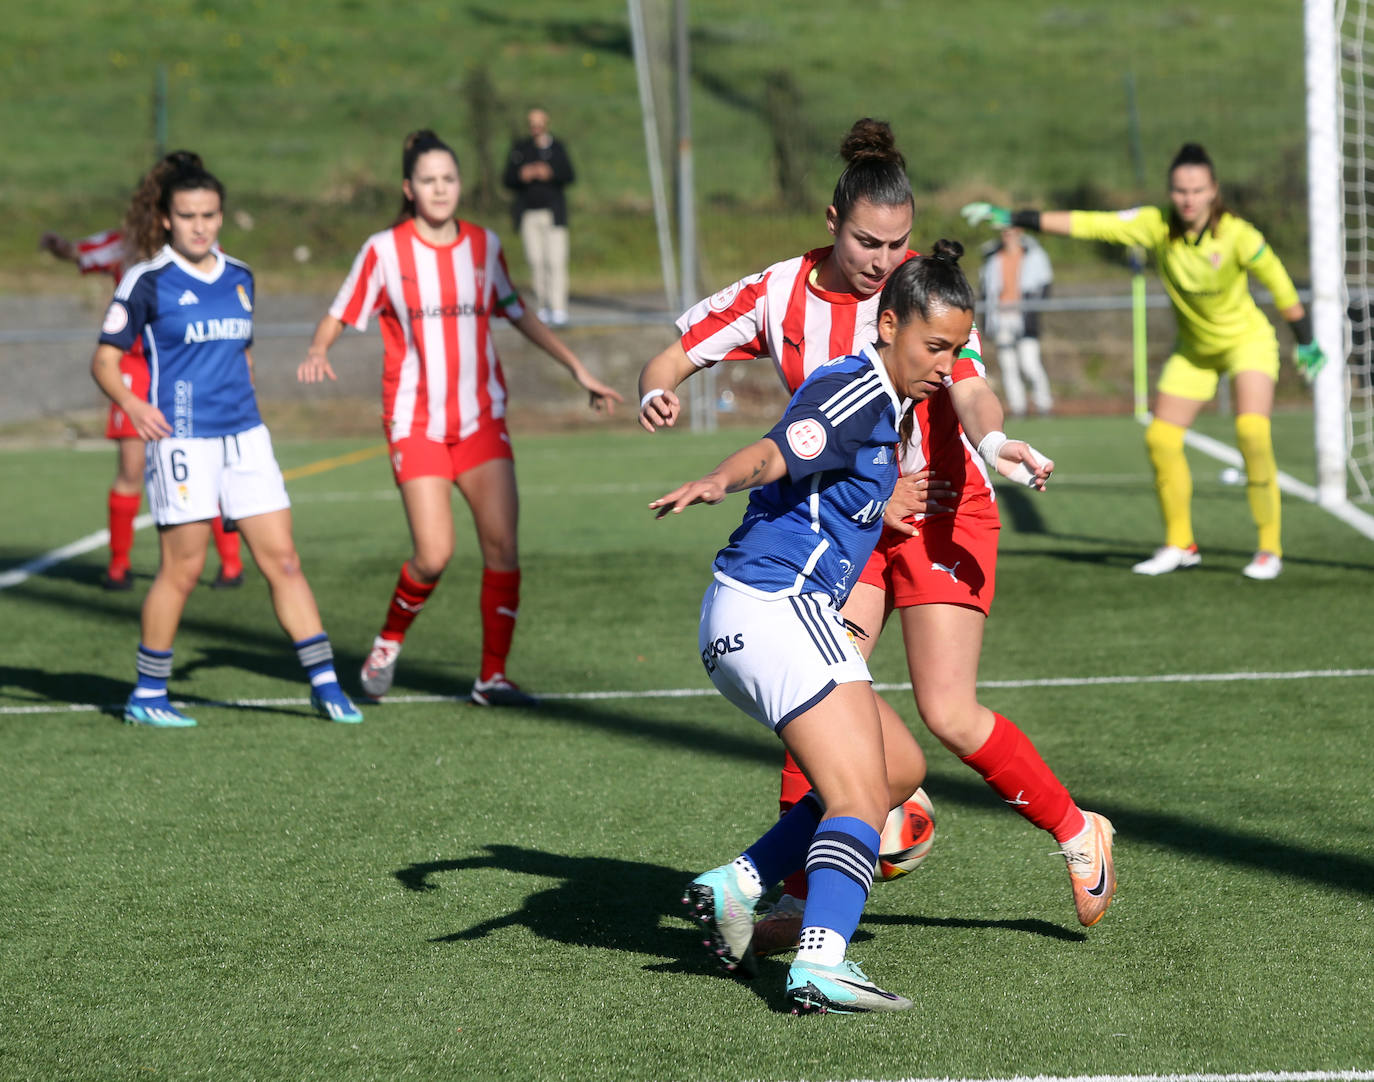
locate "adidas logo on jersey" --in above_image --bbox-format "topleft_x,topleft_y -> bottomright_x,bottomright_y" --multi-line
873,447 -> 891,465
177,289 -> 200,306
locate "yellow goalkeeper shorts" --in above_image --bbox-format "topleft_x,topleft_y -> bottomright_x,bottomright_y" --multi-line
1157,328 -> 1281,402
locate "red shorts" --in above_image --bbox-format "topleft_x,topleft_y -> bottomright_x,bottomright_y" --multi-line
104,352 -> 150,440
387,417 -> 514,485
857,505 -> 1001,615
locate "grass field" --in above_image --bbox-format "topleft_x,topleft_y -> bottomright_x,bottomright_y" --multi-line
2,415 -> 1372,1080
3,1 -> 1312,291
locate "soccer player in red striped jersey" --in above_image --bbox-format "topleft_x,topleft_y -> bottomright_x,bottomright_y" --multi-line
299,129 -> 622,707
41,151 -> 243,591
639,118 -> 1116,940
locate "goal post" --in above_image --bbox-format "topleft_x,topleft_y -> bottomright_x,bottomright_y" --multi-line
1307,0 -> 1352,506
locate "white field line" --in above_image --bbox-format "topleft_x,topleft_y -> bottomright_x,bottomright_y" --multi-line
0,513 -> 154,589
5,668 -> 1374,718
6,418 -> 1371,592
1160,418 -> 1374,542
801,1073 -> 1374,1082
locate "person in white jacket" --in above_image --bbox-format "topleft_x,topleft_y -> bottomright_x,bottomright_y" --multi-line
979,226 -> 1054,417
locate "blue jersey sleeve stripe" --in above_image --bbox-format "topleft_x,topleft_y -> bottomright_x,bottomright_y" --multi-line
818,369 -> 879,414
827,384 -> 888,427
113,253 -> 168,301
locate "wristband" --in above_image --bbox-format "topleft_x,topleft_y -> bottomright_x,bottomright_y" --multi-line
640,388 -> 667,411
1287,313 -> 1313,346
1011,209 -> 1042,231
977,430 -> 1008,467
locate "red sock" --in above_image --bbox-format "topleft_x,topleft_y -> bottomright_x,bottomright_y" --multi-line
379,563 -> 438,643
779,751 -> 812,899
107,490 -> 140,574
479,568 -> 521,681
961,712 -> 1085,842
211,516 -> 242,577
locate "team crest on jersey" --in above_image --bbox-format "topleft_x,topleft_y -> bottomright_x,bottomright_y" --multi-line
102,302 -> 129,335
708,273 -> 762,312
786,418 -> 827,460
475,269 -> 486,296
236,284 -> 252,312
1210,252 -> 1222,269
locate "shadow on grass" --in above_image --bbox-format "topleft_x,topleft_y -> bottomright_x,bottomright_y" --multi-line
395,843 -> 1090,1012
396,844 -> 709,971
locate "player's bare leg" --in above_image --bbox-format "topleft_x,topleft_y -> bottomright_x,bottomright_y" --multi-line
237,508 -> 361,723
124,520 -> 211,727
902,601 -> 1114,925
779,683 -> 912,1013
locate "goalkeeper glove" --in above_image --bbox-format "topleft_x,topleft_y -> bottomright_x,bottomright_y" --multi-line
960,202 -> 1011,229
1294,341 -> 1327,382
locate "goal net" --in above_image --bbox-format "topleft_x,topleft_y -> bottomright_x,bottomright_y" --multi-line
1326,0 -> 1374,500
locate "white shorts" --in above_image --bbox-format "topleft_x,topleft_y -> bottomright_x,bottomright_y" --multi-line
144,423 -> 290,527
698,579 -> 872,734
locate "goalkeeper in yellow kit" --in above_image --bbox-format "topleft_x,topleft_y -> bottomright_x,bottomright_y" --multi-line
963,143 -> 1326,580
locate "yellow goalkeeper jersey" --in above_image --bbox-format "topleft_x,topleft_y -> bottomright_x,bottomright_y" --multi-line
1068,206 -> 1299,355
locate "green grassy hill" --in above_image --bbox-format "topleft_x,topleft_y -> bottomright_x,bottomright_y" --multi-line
3,0 -> 1309,291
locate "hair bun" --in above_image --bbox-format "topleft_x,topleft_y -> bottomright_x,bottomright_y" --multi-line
840,117 -> 904,170
404,129 -> 441,153
930,238 -> 964,265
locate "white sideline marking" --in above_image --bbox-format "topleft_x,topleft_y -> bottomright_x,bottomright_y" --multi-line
0,514 -> 154,589
5,668 -> 1373,718
815,1073 -> 1374,1082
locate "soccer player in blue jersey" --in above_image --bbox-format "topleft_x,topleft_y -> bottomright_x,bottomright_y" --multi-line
650,242 -> 974,1014
90,162 -> 363,728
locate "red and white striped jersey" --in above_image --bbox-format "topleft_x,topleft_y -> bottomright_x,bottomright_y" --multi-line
330,219 -> 525,443
75,228 -> 129,278
676,246 -> 995,511
77,228 -> 147,365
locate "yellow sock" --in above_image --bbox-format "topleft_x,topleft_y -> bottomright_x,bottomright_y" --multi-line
1235,412 -> 1281,557
1144,419 -> 1193,549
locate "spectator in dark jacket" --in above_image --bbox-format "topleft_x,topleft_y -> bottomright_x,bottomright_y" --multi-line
503,108 -> 575,326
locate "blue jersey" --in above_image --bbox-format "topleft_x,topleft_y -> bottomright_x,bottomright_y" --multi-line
99,247 -> 261,438
712,345 -> 902,606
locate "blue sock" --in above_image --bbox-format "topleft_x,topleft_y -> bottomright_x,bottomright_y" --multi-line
295,633 -> 340,691
743,792 -> 823,888
800,816 -> 879,944
131,644 -> 173,700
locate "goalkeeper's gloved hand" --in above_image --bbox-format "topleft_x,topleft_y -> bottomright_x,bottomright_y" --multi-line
960,202 -> 1012,229
1294,341 -> 1327,383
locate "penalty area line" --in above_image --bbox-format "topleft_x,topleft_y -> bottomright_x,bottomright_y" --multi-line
5,667 -> 1374,718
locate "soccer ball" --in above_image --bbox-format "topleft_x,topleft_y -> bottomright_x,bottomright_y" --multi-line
877,787 -> 935,881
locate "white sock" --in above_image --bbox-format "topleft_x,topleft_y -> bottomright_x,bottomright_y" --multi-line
730,855 -> 764,901
795,925 -> 846,967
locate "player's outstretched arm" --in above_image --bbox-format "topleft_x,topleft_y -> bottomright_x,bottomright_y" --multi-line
299,314 -> 344,383
950,376 -> 1053,490
638,341 -> 698,433
959,203 -> 1074,237
513,307 -> 624,413
39,232 -> 78,263
649,437 -> 785,517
